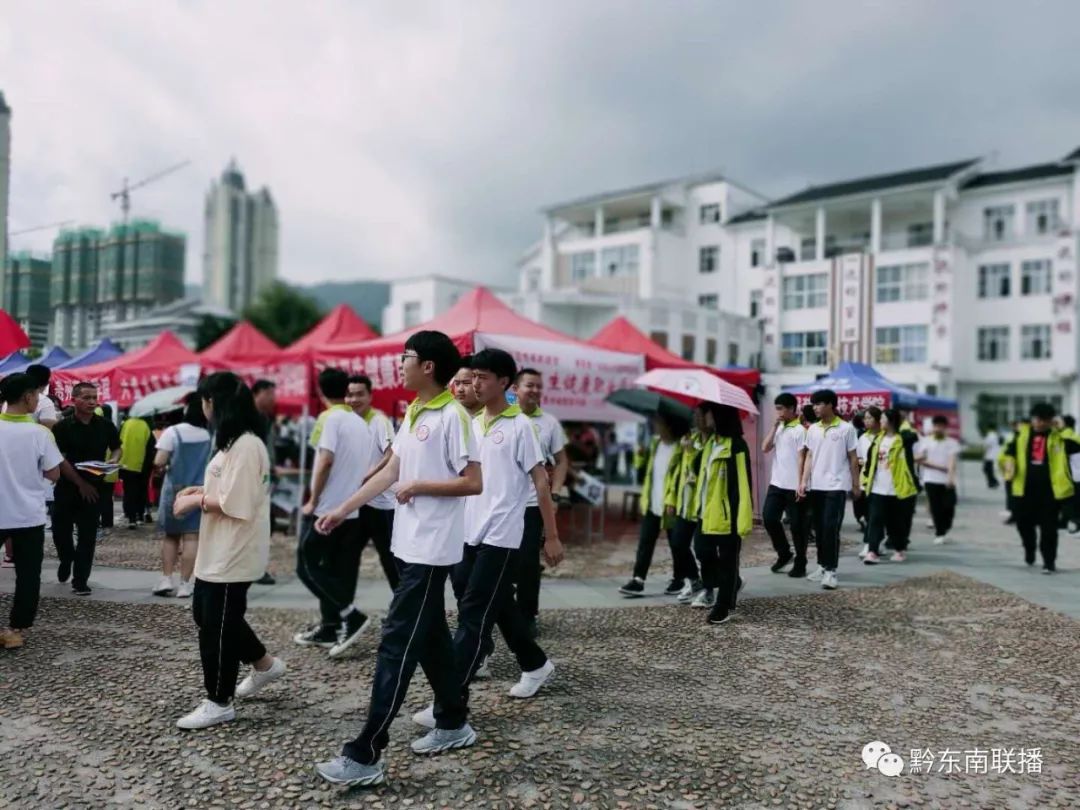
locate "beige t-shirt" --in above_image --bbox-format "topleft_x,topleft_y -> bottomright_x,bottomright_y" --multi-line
194,432 -> 271,583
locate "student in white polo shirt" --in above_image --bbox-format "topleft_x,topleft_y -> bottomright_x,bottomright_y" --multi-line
294,368 -> 374,658
0,373 -> 64,650
313,331 -> 481,789
797,389 -> 861,591
761,393 -> 808,578
916,415 -> 961,545
410,349 -> 564,740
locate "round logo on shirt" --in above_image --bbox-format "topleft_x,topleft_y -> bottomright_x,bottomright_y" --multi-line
491,430 -> 505,445
829,431 -> 842,442
416,424 -> 431,442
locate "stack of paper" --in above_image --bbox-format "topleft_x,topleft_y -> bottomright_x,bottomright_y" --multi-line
75,461 -> 122,477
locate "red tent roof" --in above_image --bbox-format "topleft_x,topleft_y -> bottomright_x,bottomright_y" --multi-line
588,316 -> 760,391
0,309 -> 31,356
200,321 -> 279,362
288,304 -> 377,352
72,331 -> 200,377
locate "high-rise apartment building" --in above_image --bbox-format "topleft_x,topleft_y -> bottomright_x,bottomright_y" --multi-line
0,92 -> 11,309
3,252 -> 52,347
202,159 -> 278,313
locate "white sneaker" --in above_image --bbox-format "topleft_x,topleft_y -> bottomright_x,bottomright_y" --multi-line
689,588 -> 715,609
924,520 -> 935,530
858,544 -> 869,560
509,660 -> 555,699
176,580 -> 193,598
412,703 -> 436,729
821,570 -> 838,590
1068,524 -> 1080,537
807,566 -> 825,583
152,576 -> 175,597
998,510 -> 1012,519
474,655 -> 491,680
235,657 -> 286,699
176,700 -> 235,730
933,535 -> 947,546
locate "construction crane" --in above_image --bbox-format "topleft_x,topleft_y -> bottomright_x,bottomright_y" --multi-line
9,220 -> 75,237
111,159 -> 190,223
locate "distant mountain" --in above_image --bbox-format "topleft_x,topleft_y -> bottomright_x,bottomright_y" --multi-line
302,280 -> 390,333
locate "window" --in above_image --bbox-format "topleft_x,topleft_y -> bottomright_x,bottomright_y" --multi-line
782,273 -> 828,310
698,294 -> 718,310
699,245 -> 719,274
983,205 -> 1015,242
781,331 -> 827,367
750,238 -> 766,268
1020,259 -> 1052,296
874,325 -> 928,364
681,334 -> 696,361
1021,324 -> 1051,360
569,251 -> 595,282
700,204 -> 721,224
705,338 -> 718,365
749,289 -> 762,319
978,264 -> 1011,298
600,245 -> 639,277
403,301 -> 422,328
799,237 -> 817,261
526,268 -> 540,292
876,262 -> 929,303
977,326 -> 1009,361
728,342 -> 739,366
906,222 -> 933,248
980,394 -> 1063,428
649,330 -> 668,349
1026,199 -> 1060,235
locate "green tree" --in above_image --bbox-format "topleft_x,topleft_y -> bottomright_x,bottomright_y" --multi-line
242,282 -> 324,347
195,314 -> 237,351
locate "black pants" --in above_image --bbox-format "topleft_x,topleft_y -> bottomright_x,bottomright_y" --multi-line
99,483 -> 115,528
437,543 -> 547,716
296,516 -> 363,627
763,485 -> 808,564
515,506 -> 543,620
809,490 -> 847,571
924,483 -> 956,537
1016,489 -> 1060,567
669,517 -> 701,582
52,487 -> 101,589
120,470 -> 147,521
982,460 -> 999,488
192,579 -> 267,704
866,494 -> 916,554
343,560 -> 464,766
694,530 -> 742,608
5,525 -> 45,630
631,511 -> 675,581
360,507 -> 399,590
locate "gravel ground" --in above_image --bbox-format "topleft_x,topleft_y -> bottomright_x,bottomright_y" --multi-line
2,571 -> 1077,809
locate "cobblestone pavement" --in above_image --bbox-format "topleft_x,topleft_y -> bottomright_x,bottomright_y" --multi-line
2,571 -> 1077,809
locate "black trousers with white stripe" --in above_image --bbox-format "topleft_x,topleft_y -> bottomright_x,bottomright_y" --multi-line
343,559 -> 464,765
191,579 -> 266,704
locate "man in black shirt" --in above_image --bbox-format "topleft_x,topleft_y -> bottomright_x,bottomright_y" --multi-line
53,382 -> 121,595
252,379 -> 277,586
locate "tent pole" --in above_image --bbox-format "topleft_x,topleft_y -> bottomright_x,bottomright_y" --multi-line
296,403 -> 309,544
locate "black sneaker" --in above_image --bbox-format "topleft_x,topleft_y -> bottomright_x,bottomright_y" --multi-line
788,561 -> 807,578
256,572 -> 276,585
770,553 -> 793,574
663,578 -> 685,596
57,559 -> 72,583
1025,550 -> 1036,566
618,578 -> 645,597
72,584 -> 92,596
329,610 -> 372,659
293,623 -> 339,648
707,606 -> 732,625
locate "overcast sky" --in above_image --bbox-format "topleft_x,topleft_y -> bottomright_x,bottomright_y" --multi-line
3,1 -> 1080,289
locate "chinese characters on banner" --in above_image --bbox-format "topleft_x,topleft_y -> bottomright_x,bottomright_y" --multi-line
1052,233 -> 1077,378
929,247 -> 953,367
795,391 -> 889,416
837,254 -> 863,354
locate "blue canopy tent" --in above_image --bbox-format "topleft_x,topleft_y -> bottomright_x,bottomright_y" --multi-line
3,345 -> 72,373
0,351 -> 31,374
56,338 -> 124,370
783,361 -> 957,413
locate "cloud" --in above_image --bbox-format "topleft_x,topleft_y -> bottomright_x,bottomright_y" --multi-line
3,1 -> 1079,289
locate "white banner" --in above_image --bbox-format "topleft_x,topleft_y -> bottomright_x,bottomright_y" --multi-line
473,332 -> 645,423
837,254 -> 863,349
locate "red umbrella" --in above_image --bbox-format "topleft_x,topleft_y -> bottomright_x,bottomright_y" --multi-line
0,309 -> 31,356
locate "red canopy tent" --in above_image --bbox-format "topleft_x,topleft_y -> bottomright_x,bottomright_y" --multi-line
0,309 -> 31,356
313,287 -> 644,422
200,321 -> 280,363
287,304 -> 377,353
588,316 -> 760,391
52,331 -> 201,407
196,320 -> 316,409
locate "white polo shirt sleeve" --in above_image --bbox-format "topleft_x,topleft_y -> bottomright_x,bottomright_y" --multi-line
444,404 -> 479,474
518,417 -> 545,476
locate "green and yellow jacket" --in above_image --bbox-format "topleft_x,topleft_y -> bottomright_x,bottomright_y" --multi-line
860,429 -> 920,499
640,436 -> 684,525
1003,424 -> 1077,500
694,435 -> 753,537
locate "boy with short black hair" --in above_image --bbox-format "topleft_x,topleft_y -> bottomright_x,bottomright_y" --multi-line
916,415 -> 961,545
762,392 -> 808,577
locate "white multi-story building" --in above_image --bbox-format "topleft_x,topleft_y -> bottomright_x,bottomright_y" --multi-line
202,159 -> 278,313
382,275 -> 492,334
509,173 -> 764,367
0,92 -> 11,309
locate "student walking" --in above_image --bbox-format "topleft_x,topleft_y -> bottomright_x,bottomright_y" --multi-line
762,393 -> 808,577
855,407 -> 882,558
618,413 -> 689,597
1001,403 -> 1080,573
119,415 -> 154,529
313,331 -> 482,788
916,415 -> 960,545
797,389 -> 860,590
173,372 -> 286,730
0,373 -> 63,650
861,409 -> 920,564
671,406 -> 709,604
692,403 -> 753,625
293,368 -> 375,657
152,395 -> 212,598
52,382 -> 121,595
982,426 -> 1001,489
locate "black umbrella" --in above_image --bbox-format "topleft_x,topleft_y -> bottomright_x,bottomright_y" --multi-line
606,388 -> 693,426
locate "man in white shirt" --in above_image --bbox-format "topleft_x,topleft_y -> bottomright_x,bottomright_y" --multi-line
314,331 -> 481,789
346,374 -> 400,591
916,415 -> 961,544
797,389 -> 861,590
0,373 -> 63,649
453,360 -> 482,418
982,427 -> 1001,489
295,368 -> 374,657
761,393 -> 808,577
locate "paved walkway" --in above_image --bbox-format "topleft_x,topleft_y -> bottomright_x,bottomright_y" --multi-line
5,462 -> 1078,617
